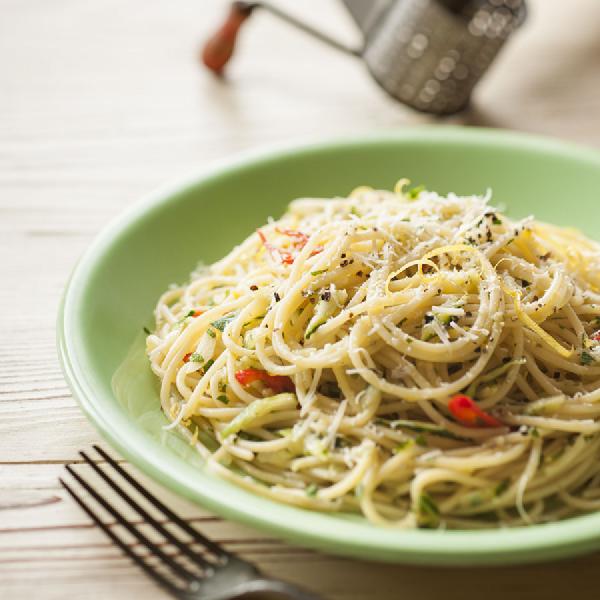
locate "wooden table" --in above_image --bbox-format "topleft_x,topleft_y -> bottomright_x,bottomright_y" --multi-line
2,1 -> 600,597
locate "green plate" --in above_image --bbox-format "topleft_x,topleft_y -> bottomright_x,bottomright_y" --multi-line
58,127 -> 600,565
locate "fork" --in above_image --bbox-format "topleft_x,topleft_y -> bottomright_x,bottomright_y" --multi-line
60,446 -> 323,600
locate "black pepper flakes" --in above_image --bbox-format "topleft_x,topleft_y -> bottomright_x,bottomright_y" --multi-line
274,292 -> 281,302
250,285 -> 258,291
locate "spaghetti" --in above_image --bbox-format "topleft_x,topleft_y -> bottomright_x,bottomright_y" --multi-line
146,183 -> 600,528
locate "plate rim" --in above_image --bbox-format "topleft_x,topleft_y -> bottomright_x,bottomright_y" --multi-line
57,126 -> 600,565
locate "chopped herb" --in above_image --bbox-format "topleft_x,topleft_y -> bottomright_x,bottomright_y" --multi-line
418,493 -> 439,520
185,310 -> 196,317
394,440 -> 413,453
143,326 -> 151,335
189,352 -> 204,363
306,483 -> 319,497
207,329 -> 216,338
407,185 -> 425,200
492,215 -> 502,225
469,493 -> 483,507
581,351 -> 595,365
390,419 -> 468,442
216,394 -> 229,404
349,206 -> 360,216
211,313 -> 236,331
204,359 -> 215,371
415,434 -> 428,447
311,269 -> 327,276
494,479 -> 510,496
531,427 -> 540,438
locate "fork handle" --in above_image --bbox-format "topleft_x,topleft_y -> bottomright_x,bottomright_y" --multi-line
219,577 -> 324,599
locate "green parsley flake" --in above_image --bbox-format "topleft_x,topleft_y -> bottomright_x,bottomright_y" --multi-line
189,353 -> 204,363
394,440 -> 413,453
211,314 -> 236,331
306,483 -> 319,497
494,479 -> 510,496
418,493 -> 439,519
581,351 -> 595,365
216,394 -> 229,404
407,185 -> 425,200
207,329 -> 216,338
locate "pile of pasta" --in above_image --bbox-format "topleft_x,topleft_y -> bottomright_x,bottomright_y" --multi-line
147,183 -> 600,528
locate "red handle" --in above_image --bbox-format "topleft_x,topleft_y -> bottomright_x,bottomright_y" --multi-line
201,2 -> 255,74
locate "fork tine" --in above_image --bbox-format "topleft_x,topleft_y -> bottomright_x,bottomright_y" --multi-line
59,477 -> 181,597
64,463 -> 196,582
79,450 -> 213,569
93,445 -> 230,559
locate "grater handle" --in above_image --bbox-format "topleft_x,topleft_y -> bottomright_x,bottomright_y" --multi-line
201,1 -> 361,74
201,1 -> 257,74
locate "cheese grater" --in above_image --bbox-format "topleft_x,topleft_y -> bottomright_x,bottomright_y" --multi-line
202,0 -> 527,115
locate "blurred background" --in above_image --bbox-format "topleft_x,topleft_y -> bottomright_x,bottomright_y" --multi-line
2,0 -> 600,222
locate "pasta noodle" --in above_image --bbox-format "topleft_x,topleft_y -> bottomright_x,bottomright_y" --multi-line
146,183 -> 600,528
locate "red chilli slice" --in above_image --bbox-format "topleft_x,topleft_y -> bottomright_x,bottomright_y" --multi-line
276,228 -> 309,246
448,394 -> 503,428
257,229 -> 294,264
183,352 -> 192,363
259,228 -> 320,264
235,369 -> 294,394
